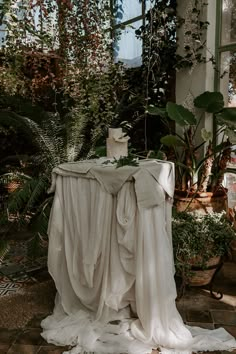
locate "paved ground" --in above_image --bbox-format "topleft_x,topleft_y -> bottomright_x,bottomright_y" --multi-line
0,240 -> 235,354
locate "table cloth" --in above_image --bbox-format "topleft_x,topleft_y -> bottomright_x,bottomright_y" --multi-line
41,158 -> 236,354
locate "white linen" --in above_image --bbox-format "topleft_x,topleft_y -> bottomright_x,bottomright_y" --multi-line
41,159 -> 236,354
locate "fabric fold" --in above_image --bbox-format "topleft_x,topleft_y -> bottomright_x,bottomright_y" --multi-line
48,159 -> 174,208
42,159 -> 236,354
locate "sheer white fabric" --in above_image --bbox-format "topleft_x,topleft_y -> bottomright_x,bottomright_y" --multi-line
41,160 -> 236,354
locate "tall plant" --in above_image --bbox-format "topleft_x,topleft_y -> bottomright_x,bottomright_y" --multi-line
148,91 -> 236,193
0,0 -> 127,254
124,0 -> 212,152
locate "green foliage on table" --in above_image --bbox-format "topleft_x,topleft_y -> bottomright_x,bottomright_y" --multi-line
102,156 -> 139,168
115,156 -> 139,168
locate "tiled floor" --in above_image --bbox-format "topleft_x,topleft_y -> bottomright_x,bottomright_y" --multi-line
0,240 -> 47,297
0,241 -> 235,354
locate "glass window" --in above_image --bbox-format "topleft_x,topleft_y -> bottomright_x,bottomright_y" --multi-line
224,172 -> 236,207
217,1 -> 236,208
0,24 -> 5,45
220,51 -> 236,106
221,0 -> 236,45
0,0 -> 6,46
114,0 -> 142,24
145,0 -> 155,11
112,0 -> 146,68
114,20 -> 142,67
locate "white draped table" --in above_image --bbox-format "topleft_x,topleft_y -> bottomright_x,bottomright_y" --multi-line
41,159 -> 236,354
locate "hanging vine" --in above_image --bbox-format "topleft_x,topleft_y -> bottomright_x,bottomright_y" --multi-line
0,0 -> 118,103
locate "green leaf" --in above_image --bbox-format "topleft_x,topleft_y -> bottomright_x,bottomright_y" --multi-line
115,156 -> 139,168
95,145 -> 106,157
225,128 -> 236,144
147,150 -> 166,160
201,128 -> 212,142
166,102 -> 196,126
147,105 -> 167,117
160,135 -> 185,147
194,91 -> 224,113
216,108 -> 236,127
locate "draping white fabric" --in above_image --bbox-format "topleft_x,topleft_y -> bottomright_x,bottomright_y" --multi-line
41,159 -> 236,354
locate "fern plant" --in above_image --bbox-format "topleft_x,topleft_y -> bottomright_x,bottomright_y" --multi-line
0,102 -> 113,257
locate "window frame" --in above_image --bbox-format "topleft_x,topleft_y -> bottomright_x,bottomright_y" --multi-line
110,0 -> 149,66
215,0 -> 236,90
213,0 -> 236,141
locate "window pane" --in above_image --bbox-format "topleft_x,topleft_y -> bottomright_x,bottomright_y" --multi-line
114,20 -> 142,67
224,172 -> 236,208
221,0 -> 236,45
114,0 -> 142,24
220,51 -> 236,106
0,23 -> 5,46
145,0 -> 156,11
0,31 -> 5,45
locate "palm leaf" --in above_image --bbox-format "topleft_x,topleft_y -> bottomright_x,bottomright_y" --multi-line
21,175 -> 49,216
30,196 -> 53,237
26,197 -> 54,259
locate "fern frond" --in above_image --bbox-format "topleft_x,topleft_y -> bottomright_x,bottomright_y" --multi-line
7,175 -> 48,215
0,110 -> 61,168
27,196 -> 53,259
21,175 -> 49,216
41,112 -> 65,162
65,108 -> 88,162
30,195 -> 53,237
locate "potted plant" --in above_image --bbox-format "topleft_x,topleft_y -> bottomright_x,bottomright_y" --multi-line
172,210 -> 236,296
148,91 -> 236,213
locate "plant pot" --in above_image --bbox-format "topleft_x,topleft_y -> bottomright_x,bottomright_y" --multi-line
184,256 -> 222,286
174,190 -> 228,215
5,181 -> 22,194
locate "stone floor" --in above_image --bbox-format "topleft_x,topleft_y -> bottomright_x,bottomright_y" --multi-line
0,240 -> 235,353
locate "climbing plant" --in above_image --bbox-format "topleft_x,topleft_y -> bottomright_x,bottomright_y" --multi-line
122,0 -> 214,152
0,0 -> 128,252
136,0 -> 212,107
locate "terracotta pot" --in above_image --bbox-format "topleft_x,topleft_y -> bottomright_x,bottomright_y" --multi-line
184,256 -> 222,286
174,190 -> 228,215
5,181 -> 21,194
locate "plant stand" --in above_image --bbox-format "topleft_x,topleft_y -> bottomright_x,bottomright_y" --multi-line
177,259 -> 224,301
207,261 -> 224,300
